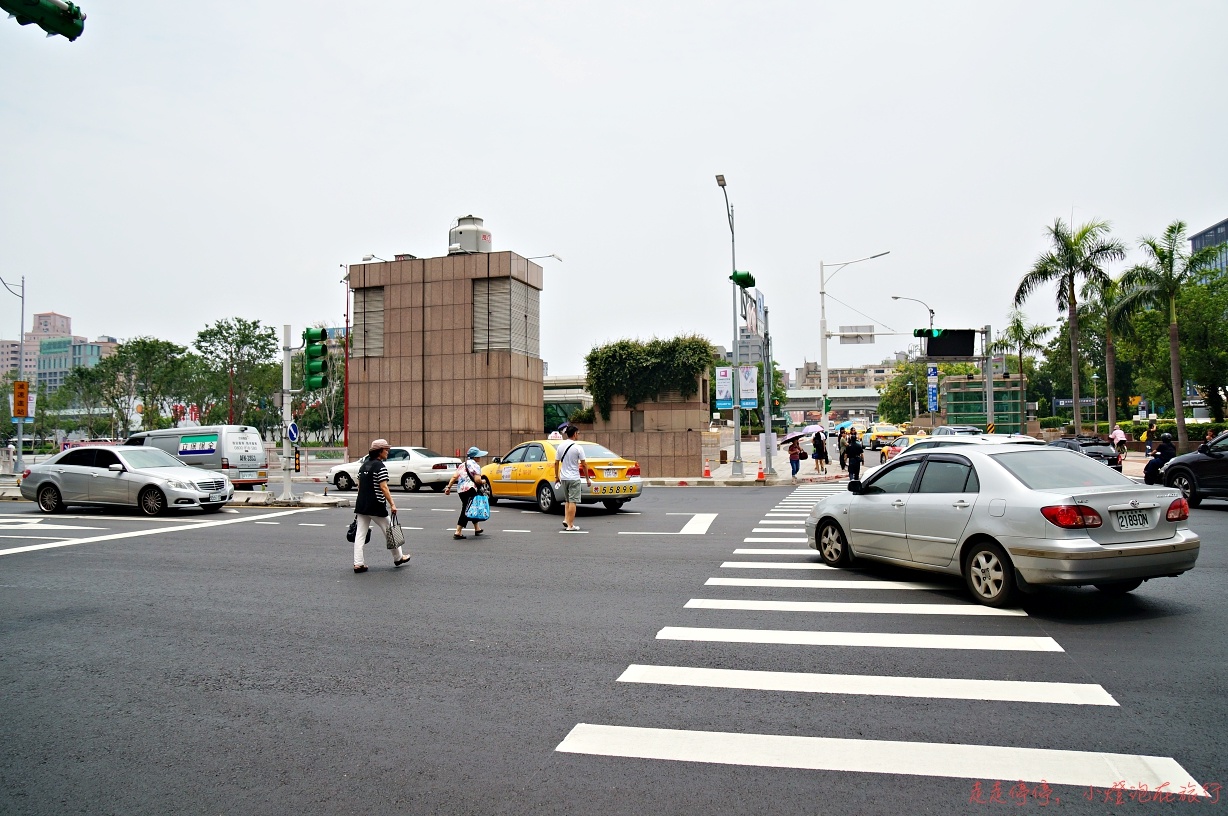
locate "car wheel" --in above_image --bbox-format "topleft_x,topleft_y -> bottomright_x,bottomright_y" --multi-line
483,479 -> 499,505
602,499 -> 625,512
402,473 -> 422,492
1095,579 -> 1144,595
963,540 -> 1016,607
335,472 -> 354,492
817,520 -> 850,567
1167,471 -> 1202,508
537,482 -> 558,513
430,482 -> 446,492
37,484 -> 64,514
138,486 -> 167,517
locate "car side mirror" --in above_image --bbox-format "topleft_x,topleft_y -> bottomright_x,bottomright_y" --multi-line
492,456 -> 502,464
847,480 -> 863,495
108,463 -> 125,472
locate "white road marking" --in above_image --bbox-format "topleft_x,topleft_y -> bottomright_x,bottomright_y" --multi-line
721,561 -> 838,570
619,513 -> 717,536
503,529 -> 531,533
706,577 -> 949,591
560,530 -> 589,534
616,664 -> 1117,706
0,521 -> 105,531
756,520 -> 804,525
254,521 -> 280,525
299,523 -> 327,527
657,626 -> 1062,652
554,725 -> 1206,795
0,508 -> 325,558
0,535 -> 73,540
764,513 -> 811,517
750,528 -> 808,533
733,549 -> 813,555
685,598 -> 1025,617
743,538 -> 813,543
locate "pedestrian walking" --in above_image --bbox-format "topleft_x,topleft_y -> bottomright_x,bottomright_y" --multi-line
846,431 -> 865,482
352,438 -> 409,573
553,424 -> 591,531
1144,419 -> 1158,455
444,446 -> 487,539
838,429 -> 849,471
1109,423 -> 1127,458
813,430 -> 828,475
788,438 -> 802,484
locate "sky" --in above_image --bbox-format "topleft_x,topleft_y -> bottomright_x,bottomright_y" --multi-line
2,1 -> 1225,382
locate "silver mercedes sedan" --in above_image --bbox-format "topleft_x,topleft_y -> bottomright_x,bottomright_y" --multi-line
21,445 -> 234,515
806,445 -> 1199,607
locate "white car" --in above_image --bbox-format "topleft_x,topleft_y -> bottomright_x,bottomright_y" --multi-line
894,434 -> 1043,457
806,445 -> 1199,607
327,447 -> 463,492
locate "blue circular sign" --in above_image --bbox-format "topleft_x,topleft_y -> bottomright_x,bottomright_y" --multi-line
287,422 -> 299,443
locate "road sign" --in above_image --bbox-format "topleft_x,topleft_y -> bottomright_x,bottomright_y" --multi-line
738,366 -> 759,410
838,325 -> 875,345
927,366 -> 938,380
715,367 -> 733,410
927,384 -> 939,413
10,417 -> 33,424
986,423 -> 996,433
287,421 -> 299,443
12,380 -> 28,418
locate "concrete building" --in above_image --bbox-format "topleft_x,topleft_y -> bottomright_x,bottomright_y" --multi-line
1191,217 -> 1228,274
36,335 -> 119,392
794,358 -> 901,391
346,250 -> 546,462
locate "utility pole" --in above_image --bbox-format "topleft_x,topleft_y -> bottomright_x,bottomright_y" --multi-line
984,324 -> 995,432
280,325 -> 298,501
762,305 -> 776,476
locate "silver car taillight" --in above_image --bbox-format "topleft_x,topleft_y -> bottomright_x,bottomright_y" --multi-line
1040,504 -> 1103,529
1166,498 -> 1189,522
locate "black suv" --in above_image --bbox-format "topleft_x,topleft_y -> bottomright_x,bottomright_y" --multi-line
1047,436 -> 1123,471
1162,431 -> 1228,508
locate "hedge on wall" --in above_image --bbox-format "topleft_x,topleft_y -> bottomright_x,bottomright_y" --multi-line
584,335 -> 714,421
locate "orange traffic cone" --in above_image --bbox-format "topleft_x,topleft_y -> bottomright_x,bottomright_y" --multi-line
703,458 -> 712,478
756,460 -> 765,480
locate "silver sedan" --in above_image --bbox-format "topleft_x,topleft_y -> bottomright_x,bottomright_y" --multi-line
806,445 -> 1199,607
21,445 -> 234,515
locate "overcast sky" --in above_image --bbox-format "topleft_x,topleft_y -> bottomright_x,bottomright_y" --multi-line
2,1 -> 1225,381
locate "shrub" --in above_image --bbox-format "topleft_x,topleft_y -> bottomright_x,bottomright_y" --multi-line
584,335 -> 714,421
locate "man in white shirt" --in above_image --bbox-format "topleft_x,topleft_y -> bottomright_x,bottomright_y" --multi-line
553,424 -> 591,531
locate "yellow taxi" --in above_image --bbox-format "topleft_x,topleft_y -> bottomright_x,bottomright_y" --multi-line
879,434 -> 928,463
481,439 -> 643,513
862,423 -> 904,450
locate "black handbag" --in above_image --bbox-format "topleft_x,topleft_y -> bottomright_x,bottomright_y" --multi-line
346,516 -> 371,544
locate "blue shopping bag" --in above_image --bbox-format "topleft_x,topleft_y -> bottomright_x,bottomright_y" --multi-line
466,493 -> 490,521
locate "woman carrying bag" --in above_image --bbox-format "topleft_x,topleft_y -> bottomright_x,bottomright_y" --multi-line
352,438 -> 410,573
444,446 -> 487,539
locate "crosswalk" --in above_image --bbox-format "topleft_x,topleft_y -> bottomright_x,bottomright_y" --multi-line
556,484 -> 1210,798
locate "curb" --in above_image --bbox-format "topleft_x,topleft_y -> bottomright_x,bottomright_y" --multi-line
643,474 -> 848,488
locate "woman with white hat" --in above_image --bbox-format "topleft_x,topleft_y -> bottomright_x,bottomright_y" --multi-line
444,446 -> 487,539
353,438 -> 410,573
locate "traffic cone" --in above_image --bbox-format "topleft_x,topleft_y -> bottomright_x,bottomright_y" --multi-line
756,460 -> 765,480
703,458 -> 712,478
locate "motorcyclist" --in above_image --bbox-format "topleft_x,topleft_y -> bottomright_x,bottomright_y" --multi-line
1143,432 -> 1177,485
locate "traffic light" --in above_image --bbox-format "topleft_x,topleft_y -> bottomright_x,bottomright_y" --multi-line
913,328 -> 945,338
1,0 -> 87,41
730,270 -> 755,288
302,328 -> 329,389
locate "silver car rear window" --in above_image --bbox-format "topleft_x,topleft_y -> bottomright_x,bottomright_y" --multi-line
992,449 -> 1134,489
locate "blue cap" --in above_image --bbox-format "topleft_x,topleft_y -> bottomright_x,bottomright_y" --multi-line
467,446 -> 487,458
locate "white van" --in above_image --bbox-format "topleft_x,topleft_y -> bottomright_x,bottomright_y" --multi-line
124,425 -> 269,489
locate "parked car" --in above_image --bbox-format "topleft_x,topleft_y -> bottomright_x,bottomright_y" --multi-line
124,425 -> 268,490
880,434 -> 928,463
327,446 -> 463,492
932,425 -> 983,436
21,445 -> 234,515
1048,437 -> 1123,471
806,445 -> 1199,607
895,434 -> 1043,457
1162,430 -> 1228,508
863,423 -> 903,450
481,439 -> 642,512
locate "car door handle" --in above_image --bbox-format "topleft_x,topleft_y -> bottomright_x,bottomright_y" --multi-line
892,500 -> 905,508
952,500 -> 970,508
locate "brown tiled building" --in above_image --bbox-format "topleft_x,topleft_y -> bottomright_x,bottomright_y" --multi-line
346,251 -> 545,460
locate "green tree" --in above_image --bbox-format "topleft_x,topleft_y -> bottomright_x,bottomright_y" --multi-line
193,318 -> 279,426
1080,276 -> 1137,431
1120,221 -> 1227,445
991,309 -> 1052,416
113,337 -> 188,430
1176,272 -> 1228,421
1014,218 -> 1125,433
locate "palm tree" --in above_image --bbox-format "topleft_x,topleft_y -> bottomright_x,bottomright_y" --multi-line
991,309 -> 1051,423
1081,274 -> 1136,433
1014,218 -> 1125,433
1119,221 -> 1225,446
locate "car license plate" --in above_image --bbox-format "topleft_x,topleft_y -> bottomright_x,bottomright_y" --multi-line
1116,509 -> 1150,530
239,471 -> 256,480
209,492 -> 223,502
603,468 -> 619,478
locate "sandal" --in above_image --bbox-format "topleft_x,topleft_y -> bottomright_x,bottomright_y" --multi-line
474,528 -> 483,537
453,533 -> 465,540
354,565 -> 368,573
394,555 -> 411,567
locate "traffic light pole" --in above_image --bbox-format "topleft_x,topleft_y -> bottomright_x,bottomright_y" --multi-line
280,324 -> 296,501
762,306 -> 776,476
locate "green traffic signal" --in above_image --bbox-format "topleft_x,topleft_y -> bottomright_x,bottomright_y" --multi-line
912,328 -> 945,338
1,0 -> 87,41
730,270 -> 755,288
301,328 -> 329,389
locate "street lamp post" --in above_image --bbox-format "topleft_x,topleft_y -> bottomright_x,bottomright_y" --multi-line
1092,373 -> 1100,434
1,275 -> 26,472
820,252 -> 890,440
892,295 -> 935,333
716,174 -> 744,477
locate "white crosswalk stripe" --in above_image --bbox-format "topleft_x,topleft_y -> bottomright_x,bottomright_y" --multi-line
556,484 -> 1209,796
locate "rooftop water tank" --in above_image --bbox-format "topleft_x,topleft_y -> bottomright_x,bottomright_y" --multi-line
448,215 -> 493,254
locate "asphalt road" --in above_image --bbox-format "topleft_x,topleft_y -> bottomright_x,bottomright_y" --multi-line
0,486 -> 1223,815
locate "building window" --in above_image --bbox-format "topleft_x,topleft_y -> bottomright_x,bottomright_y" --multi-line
352,287 -> 385,357
473,278 -> 540,356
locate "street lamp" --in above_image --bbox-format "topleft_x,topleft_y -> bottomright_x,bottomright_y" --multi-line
526,254 -> 563,263
1092,372 -> 1100,434
820,252 -> 890,439
361,254 -> 387,262
0,275 -> 26,472
892,295 -> 935,333
716,173 -> 745,477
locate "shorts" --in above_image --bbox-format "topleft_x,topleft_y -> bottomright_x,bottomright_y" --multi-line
562,479 -> 582,504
